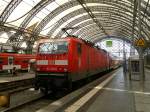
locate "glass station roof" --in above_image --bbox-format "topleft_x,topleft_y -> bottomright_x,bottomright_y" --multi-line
0,0 -> 150,48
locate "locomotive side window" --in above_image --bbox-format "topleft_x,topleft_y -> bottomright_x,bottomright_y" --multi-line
77,43 -> 82,54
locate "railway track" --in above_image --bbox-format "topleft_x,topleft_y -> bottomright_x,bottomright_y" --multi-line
0,88 -> 45,112
0,80 -> 65,112
8,97 -> 53,112
0,69 -> 117,112
0,88 -> 67,112
0,78 -> 35,92
0,77 -> 40,111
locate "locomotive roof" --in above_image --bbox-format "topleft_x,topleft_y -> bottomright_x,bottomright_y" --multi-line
37,36 -> 106,51
37,36 -> 82,44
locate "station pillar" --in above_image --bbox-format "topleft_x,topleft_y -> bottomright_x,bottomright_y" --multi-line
123,40 -> 127,75
139,47 -> 145,80
137,0 -> 145,81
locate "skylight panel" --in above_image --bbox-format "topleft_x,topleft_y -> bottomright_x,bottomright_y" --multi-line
51,13 -> 88,37
0,0 -> 11,15
0,32 -> 9,43
27,0 -> 70,28
6,0 -> 40,26
21,42 -> 27,48
40,5 -> 82,35
27,2 -> 59,27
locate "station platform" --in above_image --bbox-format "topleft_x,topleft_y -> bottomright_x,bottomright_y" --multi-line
145,65 -> 150,69
0,72 -> 35,83
64,68 -> 150,112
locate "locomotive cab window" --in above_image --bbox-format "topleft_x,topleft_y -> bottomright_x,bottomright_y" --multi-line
39,41 -> 68,54
77,43 -> 82,54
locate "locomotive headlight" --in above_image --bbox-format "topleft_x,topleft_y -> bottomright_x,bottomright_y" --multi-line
37,68 -> 40,71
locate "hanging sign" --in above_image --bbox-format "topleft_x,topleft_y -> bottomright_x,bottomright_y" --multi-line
106,40 -> 113,47
135,38 -> 145,47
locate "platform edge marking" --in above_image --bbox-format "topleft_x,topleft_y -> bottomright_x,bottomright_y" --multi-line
64,72 -> 117,112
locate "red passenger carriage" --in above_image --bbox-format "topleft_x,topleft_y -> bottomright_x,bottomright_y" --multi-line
0,45 -> 36,73
0,53 -> 35,72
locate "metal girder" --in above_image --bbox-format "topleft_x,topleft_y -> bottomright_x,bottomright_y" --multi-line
47,3 -> 148,42
131,0 -> 138,41
142,25 -> 150,40
90,34 -> 105,42
34,0 -> 78,34
71,19 -> 136,35
33,0 -> 133,35
80,27 -> 132,41
20,0 -> 54,28
56,15 -> 136,40
91,31 -> 133,44
0,25 -> 13,32
53,8 -> 150,42
56,12 -> 149,42
48,6 -> 133,37
74,22 -> 133,37
78,29 -> 131,44
0,0 -> 23,24
76,0 -> 108,36
141,1 -> 150,17
39,0 -> 149,42
93,35 -> 132,44
74,23 -> 135,41
60,15 -> 133,37
79,29 -> 103,40
47,10 -> 90,36
7,0 -> 55,47
90,34 -> 131,43
52,6 -> 134,38
70,20 -> 132,35
1,0 -> 150,49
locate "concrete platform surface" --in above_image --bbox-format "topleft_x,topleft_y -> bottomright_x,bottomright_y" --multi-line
64,68 -> 150,112
0,72 -> 35,83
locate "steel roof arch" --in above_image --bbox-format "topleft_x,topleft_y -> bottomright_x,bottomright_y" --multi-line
33,0 -> 133,34
47,7 -> 133,37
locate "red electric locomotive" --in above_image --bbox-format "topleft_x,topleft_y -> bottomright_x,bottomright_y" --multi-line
35,36 -> 116,93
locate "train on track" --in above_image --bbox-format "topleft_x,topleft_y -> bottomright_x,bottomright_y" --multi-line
0,53 -> 36,72
0,45 -> 36,73
35,36 -> 121,93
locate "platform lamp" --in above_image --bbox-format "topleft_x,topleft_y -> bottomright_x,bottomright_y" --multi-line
0,93 -> 10,107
